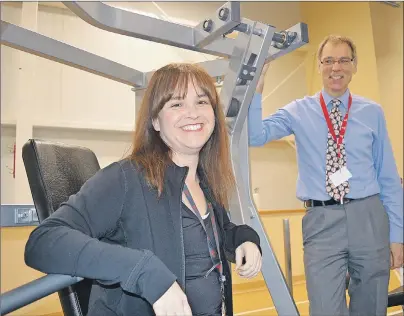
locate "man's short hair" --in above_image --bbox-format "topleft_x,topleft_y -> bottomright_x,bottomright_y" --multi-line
317,35 -> 357,61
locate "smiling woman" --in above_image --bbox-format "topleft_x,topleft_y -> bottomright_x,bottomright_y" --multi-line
131,63 -> 233,208
24,62 -> 263,316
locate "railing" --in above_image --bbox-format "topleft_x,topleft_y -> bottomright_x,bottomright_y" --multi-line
388,286 -> 404,307
1,274 -> 82,315
283,218 -> 293,297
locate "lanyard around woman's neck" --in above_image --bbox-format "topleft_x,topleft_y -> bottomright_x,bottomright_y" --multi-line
182,183 -> 224,279
182,183 -> 228,315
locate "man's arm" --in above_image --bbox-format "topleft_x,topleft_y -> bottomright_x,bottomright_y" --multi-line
248,63 -> 294,146
374,107 -> 403,246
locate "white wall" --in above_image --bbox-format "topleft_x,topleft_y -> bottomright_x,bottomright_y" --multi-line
250,144 -> 301,210
33,127 -> 133,169
1,2 -> 305,210
370,2 -> 403,176
1,3 -> 22,124
1,126 -> 16,204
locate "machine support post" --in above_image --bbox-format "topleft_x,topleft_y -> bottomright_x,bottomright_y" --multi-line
218,19 -> 300,315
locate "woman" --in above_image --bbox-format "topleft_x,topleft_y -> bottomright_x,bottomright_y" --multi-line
24,63 -> 262,316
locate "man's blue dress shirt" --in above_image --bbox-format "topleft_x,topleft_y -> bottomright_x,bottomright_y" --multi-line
248,88 -> 403,243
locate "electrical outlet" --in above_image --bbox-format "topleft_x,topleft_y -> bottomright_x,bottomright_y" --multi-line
1,205 -> 38,227
15,208 -> 38,224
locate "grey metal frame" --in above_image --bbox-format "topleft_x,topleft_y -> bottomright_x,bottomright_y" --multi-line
1,274 -> 83,316
1,21 -> 146,88
1,2 -> 309,315
62,1 -> 236,58
283,219 -> 293,296
219,18 -> 301,314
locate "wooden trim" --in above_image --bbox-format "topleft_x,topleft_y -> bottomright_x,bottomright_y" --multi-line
233,280 -> 266,293
233,275 -> 306,294
259,209 -> 305,216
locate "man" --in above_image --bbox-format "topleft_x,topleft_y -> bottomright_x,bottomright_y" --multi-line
248,35 -> 403,315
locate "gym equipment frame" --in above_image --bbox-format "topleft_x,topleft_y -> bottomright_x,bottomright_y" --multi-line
1,2 -> 311,315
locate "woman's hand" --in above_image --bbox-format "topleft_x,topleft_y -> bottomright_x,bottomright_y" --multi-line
235,241 -> 262,279
153,282 -> 192,316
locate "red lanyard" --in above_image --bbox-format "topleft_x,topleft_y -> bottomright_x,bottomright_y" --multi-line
320,92 -> 352,158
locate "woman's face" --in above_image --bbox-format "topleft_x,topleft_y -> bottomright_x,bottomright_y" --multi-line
152,81 -> 215,156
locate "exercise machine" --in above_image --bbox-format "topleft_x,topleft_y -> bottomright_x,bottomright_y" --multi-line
1,2 -> 309,315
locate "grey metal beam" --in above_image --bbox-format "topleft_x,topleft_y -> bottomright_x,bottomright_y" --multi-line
192,58 -> 230,79
0,21 -> 145,88
62,2 -> 308,61
217,17 -> 300,315
1,274 -> 82,315
62,1 -> 235,58
268,22 -> 309,60
283,219 -> 293,297
227,22 -> 307,313
132,22 -> 308,91
192,2 -> 241,48
131,58 -> 229,91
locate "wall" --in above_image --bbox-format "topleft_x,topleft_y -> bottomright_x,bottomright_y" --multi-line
250,143 -> 301,210
1,1 -> 305,211
1,4 -> 307,314
0,2 -> 214,205
1,126 -> 16,204
300,1 -> 403,173
241,1 -> 308,211
370,2 -> 403,176
301,1 -> 381,103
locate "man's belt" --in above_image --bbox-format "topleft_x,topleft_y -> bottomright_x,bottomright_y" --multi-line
304,198 -> 354,208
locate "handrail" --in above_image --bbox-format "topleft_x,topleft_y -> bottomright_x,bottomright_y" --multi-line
387,286 -> 404,307
1,274 -> 82,315
283,218 -> 293,297
0,261 -> 402,315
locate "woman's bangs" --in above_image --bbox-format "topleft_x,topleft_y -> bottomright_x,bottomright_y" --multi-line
190,71 -> 218,108
151,65 -> 218,117
151,70 -> 190,117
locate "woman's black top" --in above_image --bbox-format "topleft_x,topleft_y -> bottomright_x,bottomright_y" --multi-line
182,202 -> 222,316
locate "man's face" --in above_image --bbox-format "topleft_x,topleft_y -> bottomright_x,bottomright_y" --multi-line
318,42 -> 357,97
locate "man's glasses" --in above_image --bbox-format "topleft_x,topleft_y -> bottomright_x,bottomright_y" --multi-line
320,57 -> 354,67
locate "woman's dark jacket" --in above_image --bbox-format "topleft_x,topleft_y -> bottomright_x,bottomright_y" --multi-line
24,158 -> 261,315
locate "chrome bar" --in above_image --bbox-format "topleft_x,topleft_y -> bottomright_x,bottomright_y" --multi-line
1,274 -> 82,315
283,218 -> 293,297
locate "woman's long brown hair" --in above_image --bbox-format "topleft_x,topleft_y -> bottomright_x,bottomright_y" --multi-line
130,63 -> 235,208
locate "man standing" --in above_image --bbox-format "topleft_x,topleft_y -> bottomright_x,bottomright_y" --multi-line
248,35 -> 403,315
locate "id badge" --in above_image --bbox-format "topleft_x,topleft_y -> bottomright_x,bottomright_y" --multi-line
329,166 -> 352,187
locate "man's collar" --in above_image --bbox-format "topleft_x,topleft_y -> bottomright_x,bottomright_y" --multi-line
321,88 -> 350,109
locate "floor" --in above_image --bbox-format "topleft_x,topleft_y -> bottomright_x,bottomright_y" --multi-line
10,271 -> 404,316
233,270 -> 403,316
